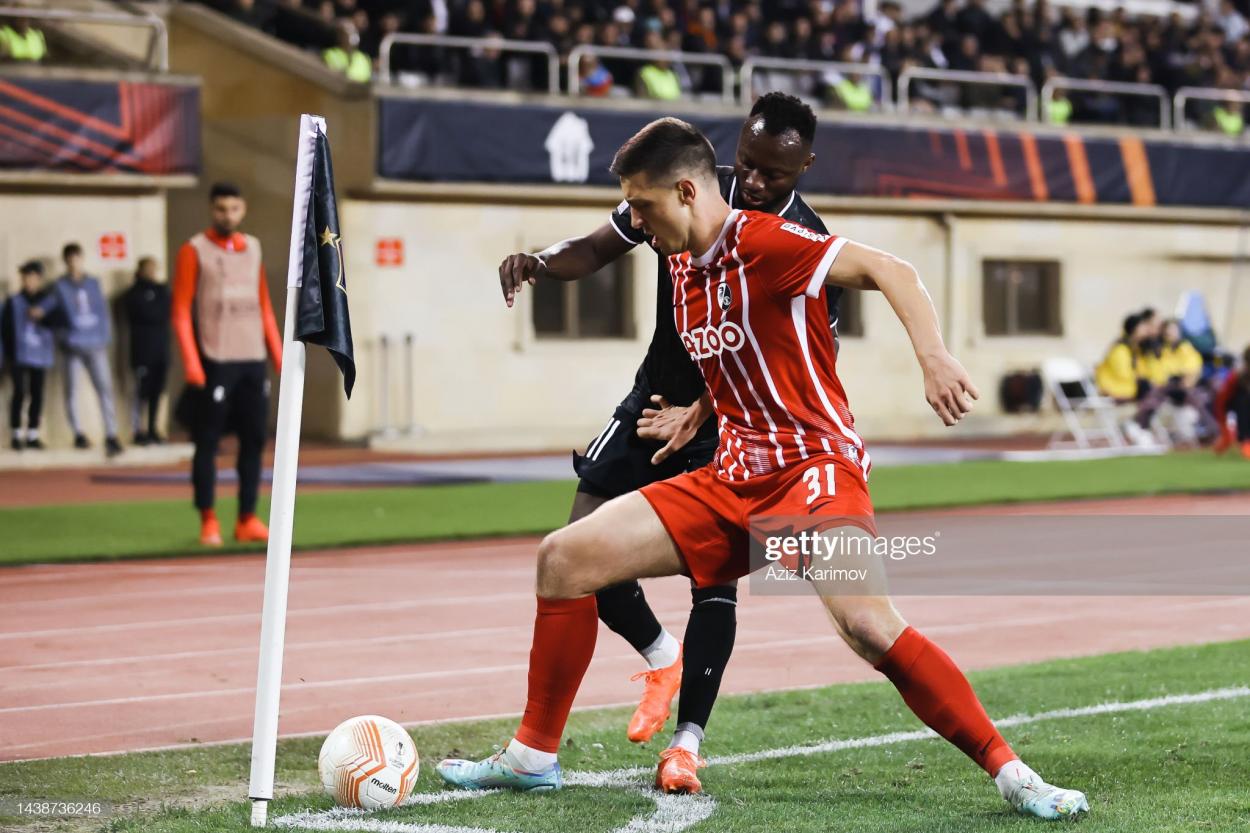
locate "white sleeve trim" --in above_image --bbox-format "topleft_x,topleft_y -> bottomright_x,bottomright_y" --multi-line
805,236 -> 848,298
608,212 -> 642,246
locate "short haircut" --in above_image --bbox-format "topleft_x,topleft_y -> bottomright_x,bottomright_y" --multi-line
19,259 -> 43,276
210,181 -> 242,201
62,242 -> 83,260
748,92 -> 817,145
609,117 -> 717,183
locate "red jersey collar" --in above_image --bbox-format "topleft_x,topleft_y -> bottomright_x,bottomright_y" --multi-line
205,227 -> 248,251
690,209 -> 740,268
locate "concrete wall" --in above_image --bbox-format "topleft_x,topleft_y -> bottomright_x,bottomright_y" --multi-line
340,194 -> 1250,451
164,3 -> 373,439
0,190 -> 168,447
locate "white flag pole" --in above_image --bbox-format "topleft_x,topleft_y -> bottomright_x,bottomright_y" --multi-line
247,113 -> 324,828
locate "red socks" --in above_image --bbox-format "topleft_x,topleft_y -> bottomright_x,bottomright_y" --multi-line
201,508 -> 217,522
875,626 -> 1016,776
514,596 -> 599,753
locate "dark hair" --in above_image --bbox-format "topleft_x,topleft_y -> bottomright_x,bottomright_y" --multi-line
18,259 -> 43,276
1139,306 -> 1157,320
1122,313 -> 1141,338
609,117 -> 717,182
135,256 -> 156,276
747,92 -> 817,145
62,242 -> 83,260
209,181 -> 242,201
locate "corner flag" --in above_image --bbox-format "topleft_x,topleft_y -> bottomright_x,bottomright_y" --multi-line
296,128 -> 355,398
248,114 -> 349,827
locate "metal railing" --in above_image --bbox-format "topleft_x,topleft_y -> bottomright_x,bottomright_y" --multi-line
378,32 -> 559,93
373,333 -> 419,438
1173,86 -> 1250,133
1042,77 -> 1170,129
0,4 -> 168,71
740,56 -> 892,110
568,44 -> 734,103
898,67 -> 1037,120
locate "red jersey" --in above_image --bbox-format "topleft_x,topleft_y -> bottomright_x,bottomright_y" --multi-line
667,209 -> 869,482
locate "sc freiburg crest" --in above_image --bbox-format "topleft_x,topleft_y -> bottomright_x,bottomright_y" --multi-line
717,283 -> 733,310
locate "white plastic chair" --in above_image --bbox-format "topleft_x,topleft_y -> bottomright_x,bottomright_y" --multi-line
1040,357 -> 1128,449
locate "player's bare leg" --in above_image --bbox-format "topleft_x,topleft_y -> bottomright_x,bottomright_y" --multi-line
569,491 -> 684,742
437,493 -> 684,791
806,524 -> 1088,820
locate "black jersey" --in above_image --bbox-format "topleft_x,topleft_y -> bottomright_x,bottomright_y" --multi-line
609,166 -> 841,408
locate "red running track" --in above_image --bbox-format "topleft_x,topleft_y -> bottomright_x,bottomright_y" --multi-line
2,494 -> 1249,762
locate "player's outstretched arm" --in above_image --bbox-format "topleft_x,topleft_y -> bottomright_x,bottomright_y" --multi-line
498,223 -> 634,308
827,242 -> 979,426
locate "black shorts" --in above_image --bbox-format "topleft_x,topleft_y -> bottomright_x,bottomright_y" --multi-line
573,388 -> 719,500
176,359 -> 268,441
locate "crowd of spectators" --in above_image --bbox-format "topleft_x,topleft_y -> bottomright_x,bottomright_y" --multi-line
1094,305 -> 1248,450
209,0 -> 1250,132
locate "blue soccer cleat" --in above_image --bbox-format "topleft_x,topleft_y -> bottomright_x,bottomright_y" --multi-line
436,747 -> 562,792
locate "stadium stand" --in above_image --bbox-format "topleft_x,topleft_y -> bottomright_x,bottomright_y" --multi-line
195,0 -> 1250,132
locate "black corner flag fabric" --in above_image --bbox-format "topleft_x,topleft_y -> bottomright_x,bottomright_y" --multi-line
297,128 -> 356,398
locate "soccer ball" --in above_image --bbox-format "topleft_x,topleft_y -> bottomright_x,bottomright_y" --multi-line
318,715 -> 419,810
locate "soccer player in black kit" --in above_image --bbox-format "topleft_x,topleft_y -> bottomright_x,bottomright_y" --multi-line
497,93 -> 843,792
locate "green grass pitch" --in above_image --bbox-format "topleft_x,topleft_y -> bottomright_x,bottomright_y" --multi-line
0,451 -> 1246,565
2,640 -> 1247,833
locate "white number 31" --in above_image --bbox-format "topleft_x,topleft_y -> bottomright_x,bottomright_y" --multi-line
801,463 -> 838,505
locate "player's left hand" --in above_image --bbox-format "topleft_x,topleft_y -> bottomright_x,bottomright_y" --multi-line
637,395 -> 699,465
920,351 -> 979,426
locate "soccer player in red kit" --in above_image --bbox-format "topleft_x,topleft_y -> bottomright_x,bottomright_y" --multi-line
438,118 -> 1088,820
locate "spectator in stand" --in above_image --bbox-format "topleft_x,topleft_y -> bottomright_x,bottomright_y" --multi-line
1213,345 -> 1250,458
637,29 -> 682,100
323,21 -> 371,82
121,257 -> 171,446
2,261 -> 56,451
1207,87 -> 1246,135
226,0 -> 274,33
0,17 -> 46,63
580,54 -> 614,96
832,69 -> 875,111
198,0 -> 1250,130
47,243 -> 123,456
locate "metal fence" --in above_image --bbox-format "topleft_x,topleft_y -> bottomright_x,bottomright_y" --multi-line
0,4 -> 168,72
898,67 -> 1037,121
740,56 -> 892,110
378,33 -> 559,93
367,35 -> 1249,138
1042,77 -> 1170,129
567,44 -> 734,103
1174,86 -> 1250,134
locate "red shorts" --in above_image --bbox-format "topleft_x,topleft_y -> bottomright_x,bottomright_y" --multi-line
639,453 -> 875,588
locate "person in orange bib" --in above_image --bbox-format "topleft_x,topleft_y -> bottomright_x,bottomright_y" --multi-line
172,182 -> 282,546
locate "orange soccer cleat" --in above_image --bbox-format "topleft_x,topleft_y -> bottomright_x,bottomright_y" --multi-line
655,746 -> 707,794
200,513 -> 223,547
627,648 -> 682,743
235,513 -> 270,543
1241,441 -> 1250,460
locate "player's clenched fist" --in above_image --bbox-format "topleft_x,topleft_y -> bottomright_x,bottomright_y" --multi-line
498,253 -> 548,308
920,351 -> 979,426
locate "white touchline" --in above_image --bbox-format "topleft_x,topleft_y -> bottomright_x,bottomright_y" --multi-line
273,685 -> 1249,833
